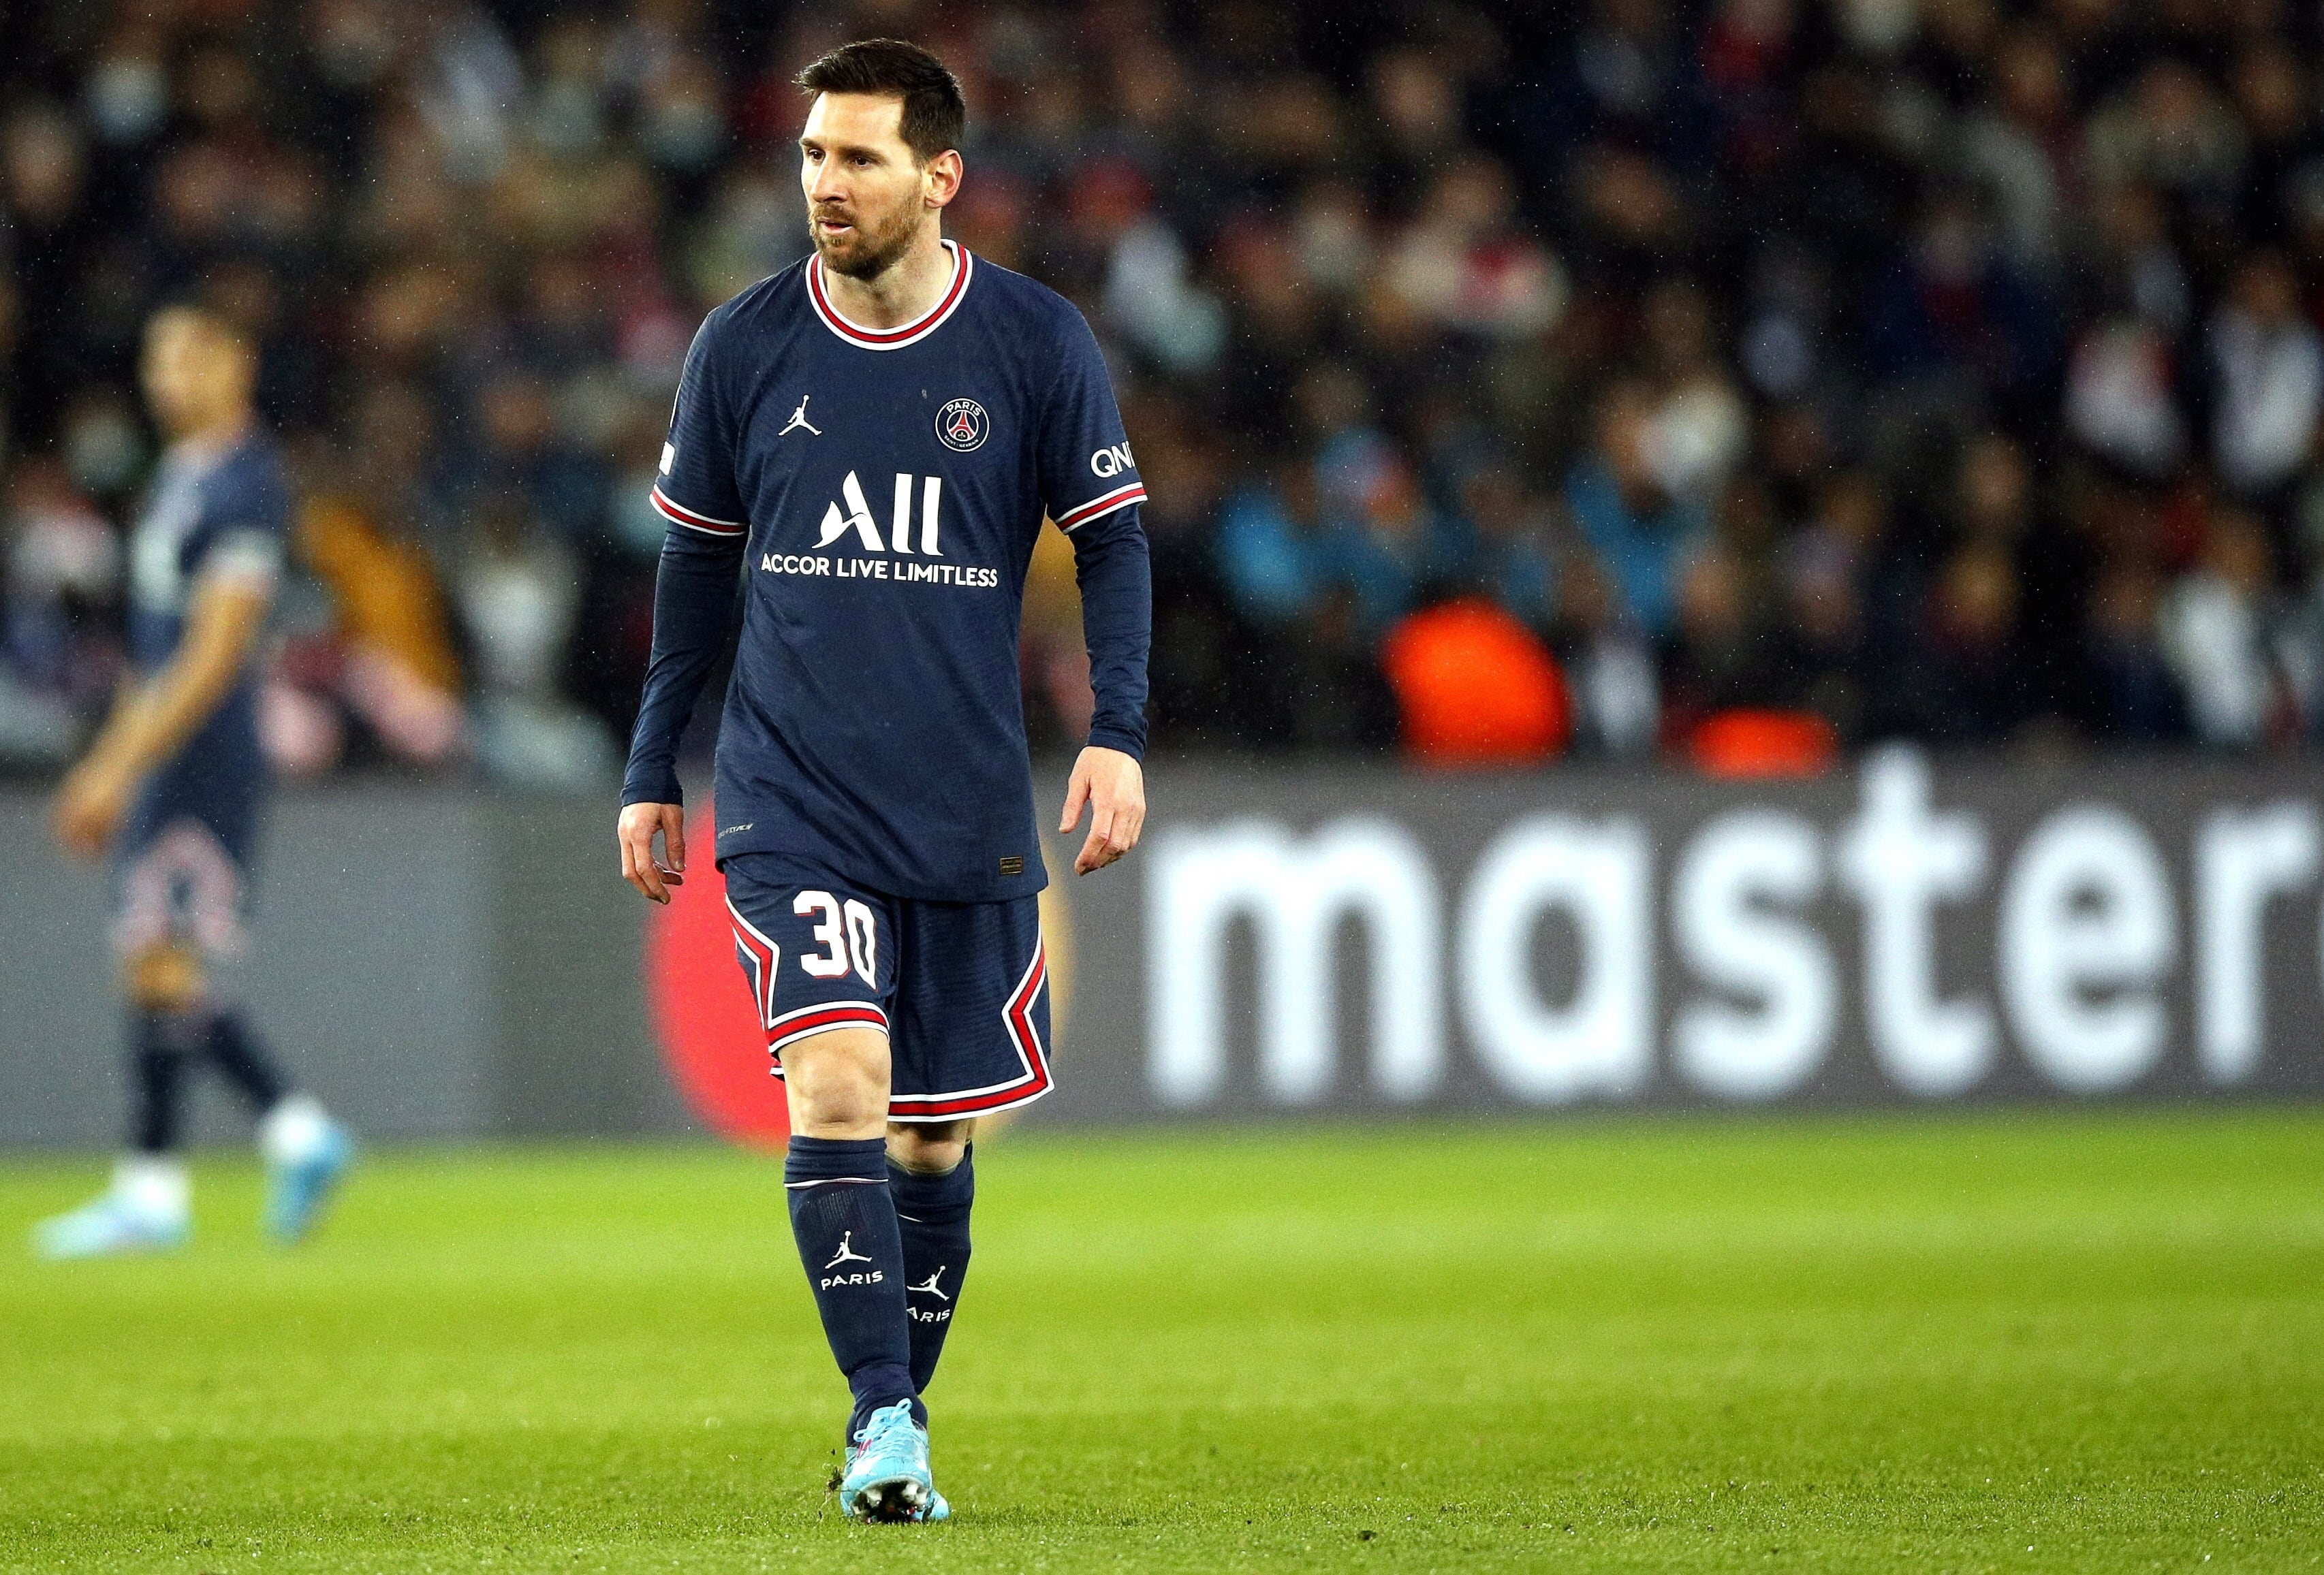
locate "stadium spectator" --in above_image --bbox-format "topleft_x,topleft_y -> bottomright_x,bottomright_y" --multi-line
5,0 -> 2324,776
1460,465 -> 1563,631
1661,539 -> 1782,738
456,491 -> 614,789
1551,548 -> 1662,759
1904,539 -> 2033,744
0,460 -> 119,765
1566,380 -> 1711,639
1214,460 -> 1329,630
2085,557 -> 2187,742
2160,506 -> 2286,748
1770,516 -> 1870,740
2209,251 -> 2322,513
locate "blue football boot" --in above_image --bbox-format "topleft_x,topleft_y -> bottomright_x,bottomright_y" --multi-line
839,1399 -> 941,1523
264,1119 -> 353,1245
32,1194 -> 189,1260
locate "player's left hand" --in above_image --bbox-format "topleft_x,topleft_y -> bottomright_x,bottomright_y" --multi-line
52,755 -> 135,861
618,801 -> 688,904
1061,746 -> 1145,876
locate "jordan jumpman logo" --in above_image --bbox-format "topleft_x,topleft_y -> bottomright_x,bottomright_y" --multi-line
823,1230 -> 873,1270
907,1267 -> 951,1301
781,395 -> 822,437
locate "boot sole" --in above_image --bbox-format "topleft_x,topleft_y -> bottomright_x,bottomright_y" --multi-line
847,1476 -> 931,1523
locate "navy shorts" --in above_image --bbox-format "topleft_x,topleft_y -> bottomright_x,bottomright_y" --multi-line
110,763 -> 262,962
721,852 -> 1053,1123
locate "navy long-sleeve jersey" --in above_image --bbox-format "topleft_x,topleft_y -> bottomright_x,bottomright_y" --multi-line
621,242 -> 1152,903
128,428 -> 289,823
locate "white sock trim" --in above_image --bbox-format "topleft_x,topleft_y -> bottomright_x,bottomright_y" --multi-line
113,1155 -> 190,1222
260,1094 -> 332,1166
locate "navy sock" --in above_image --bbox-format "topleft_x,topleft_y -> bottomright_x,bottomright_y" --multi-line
784,1136 -> 920,1441
204,1010 -> 290,1113
888,1145 -> 974,1393
129,1011 -> 200,1153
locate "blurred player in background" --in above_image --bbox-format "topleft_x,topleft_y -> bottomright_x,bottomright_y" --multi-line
618,39 -> 1150,1524
33,305 -> 353,1260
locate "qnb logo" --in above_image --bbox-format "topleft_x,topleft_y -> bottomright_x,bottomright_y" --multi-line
815,471 -> 943,555
1090,441 -> 1136,479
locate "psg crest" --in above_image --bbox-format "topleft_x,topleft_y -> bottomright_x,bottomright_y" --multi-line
936,397 -> 989,453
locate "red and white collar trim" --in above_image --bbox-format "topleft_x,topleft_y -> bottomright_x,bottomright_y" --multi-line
806,240 -> 973,351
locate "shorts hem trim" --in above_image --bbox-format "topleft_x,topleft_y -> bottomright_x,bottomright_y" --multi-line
766,1002 -> 892,1059
883,1083 -> 1054,1122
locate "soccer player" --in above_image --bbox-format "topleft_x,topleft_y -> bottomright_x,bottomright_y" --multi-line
616,39 -> 1150,1524
33,305 -> 353,1259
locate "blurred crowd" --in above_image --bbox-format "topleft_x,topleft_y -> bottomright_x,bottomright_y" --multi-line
9,0 -> 2324,780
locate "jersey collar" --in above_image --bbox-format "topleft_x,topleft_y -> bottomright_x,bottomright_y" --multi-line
806,240 -> 973,351
167,417 -> 255,474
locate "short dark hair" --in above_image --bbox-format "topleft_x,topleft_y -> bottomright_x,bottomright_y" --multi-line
148,300 -> 253,353
796,39 -> 965,165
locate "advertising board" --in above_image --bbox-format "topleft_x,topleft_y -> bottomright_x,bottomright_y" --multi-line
1035,750 -> 2324,1119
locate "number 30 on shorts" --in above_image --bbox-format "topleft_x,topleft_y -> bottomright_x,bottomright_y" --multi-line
796,891 -> 878,985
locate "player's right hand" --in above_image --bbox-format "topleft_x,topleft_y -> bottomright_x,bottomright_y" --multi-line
51,754 -> 134,861
618,802 -> 687,904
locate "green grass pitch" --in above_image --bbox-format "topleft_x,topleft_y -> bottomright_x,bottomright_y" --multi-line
1,1113 -> 2319,1572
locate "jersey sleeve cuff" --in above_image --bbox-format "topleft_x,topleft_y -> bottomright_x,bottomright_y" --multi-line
621,770 -> 685,808
1084,726 -> 1146,762
200,528 -> 285,590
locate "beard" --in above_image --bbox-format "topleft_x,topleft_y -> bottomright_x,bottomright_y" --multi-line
811,200 -> 920,281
